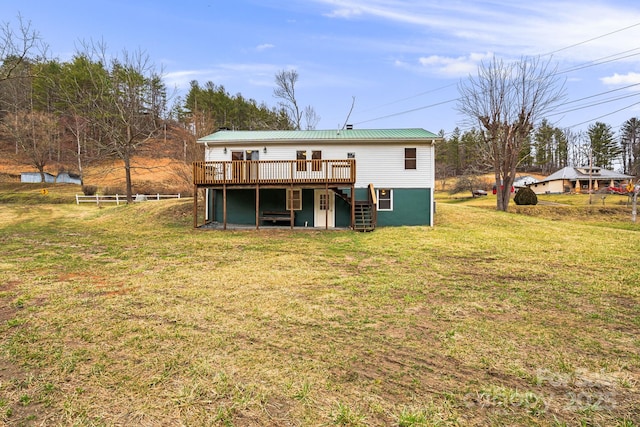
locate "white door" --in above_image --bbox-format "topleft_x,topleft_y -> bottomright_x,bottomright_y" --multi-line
314,189 -> 335,228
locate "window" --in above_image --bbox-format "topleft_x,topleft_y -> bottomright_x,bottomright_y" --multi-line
286,188 -> 302,210
296,150 -> 307,172
377,188 -> 392,211
311,150 -> 322,171
405,148 -> 417,169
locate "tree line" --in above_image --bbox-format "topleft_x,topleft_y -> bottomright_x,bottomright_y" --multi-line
0,17 -> 298,201
2,17 -> 638,211
436,118 -> 640,179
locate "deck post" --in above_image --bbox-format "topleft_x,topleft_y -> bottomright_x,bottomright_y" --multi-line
193,185 -> 198,228
223,184 -> 227,231
350,184 -> 355,230
256,185 -> 260,230
325,183 -> 329,230
290,183 -> 294,229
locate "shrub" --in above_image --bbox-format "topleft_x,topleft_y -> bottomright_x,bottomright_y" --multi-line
103,186 -> 123,195
514,187 -> 538,205
82,185 -> 97,196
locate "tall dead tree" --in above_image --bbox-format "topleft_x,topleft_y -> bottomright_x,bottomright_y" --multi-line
457,56 -> 565,211
273,69 -> 318,130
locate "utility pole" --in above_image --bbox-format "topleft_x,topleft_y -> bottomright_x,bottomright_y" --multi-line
632,184 -> 638,223
588,147 -> 593,205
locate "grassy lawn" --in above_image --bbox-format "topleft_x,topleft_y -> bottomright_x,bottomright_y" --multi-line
1,184 -> 639,426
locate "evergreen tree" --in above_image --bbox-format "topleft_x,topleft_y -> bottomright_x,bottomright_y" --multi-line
588,122 -> 619,169
621,117 -> 640,175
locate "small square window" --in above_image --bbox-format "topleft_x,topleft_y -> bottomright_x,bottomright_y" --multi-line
377,188 -> 392,211
287,188 -> 302,210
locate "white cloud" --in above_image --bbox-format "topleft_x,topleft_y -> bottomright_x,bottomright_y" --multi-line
324,7 -> 364,18
311,0 -> 640,62
256,43 -> 275,51
418,52 -> 493,77
163,70 -> 215,89
601,72 -> 640,86
163,63 -> 281,91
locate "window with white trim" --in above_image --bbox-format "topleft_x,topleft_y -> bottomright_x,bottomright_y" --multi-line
377,188 -> 392,211
405,147 -> 417,169
286,188 -> 302,210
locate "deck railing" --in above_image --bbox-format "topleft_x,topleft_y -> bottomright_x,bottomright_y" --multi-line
193,159 -> 356,185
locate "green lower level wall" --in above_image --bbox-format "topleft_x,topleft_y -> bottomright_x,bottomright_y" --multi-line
353,187 -> 432,226
209,187 -> 432,227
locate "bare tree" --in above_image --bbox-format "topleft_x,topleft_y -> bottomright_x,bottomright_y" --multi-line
304,105 -> 320,130
274,69 -> 301,129
457,56 -> 565,211
1,14 -> 47,82
76,42 -> 166,202
1,110 -> 59,181
274,69 -> 318,130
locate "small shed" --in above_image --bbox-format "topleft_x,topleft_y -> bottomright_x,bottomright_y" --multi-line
20,172 -> 56,183
56,172 -> 82,185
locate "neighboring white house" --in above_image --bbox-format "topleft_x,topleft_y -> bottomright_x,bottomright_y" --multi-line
513,175 -> 539,189
528,166 -> 633,194
193,128 -> 441,230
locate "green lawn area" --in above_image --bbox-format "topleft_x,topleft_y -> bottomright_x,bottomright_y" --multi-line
1,185 -> 639,426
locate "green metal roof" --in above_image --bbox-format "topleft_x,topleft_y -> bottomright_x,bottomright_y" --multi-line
197,128 -> 440,144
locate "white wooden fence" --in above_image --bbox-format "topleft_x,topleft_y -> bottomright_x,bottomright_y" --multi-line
76,193 -> 181,205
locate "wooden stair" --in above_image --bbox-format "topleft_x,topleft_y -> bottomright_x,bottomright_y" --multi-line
354,201 -> 375,232
332,186 -> 377,232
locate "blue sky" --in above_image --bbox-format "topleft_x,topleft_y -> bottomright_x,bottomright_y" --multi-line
3,0 -> 640,136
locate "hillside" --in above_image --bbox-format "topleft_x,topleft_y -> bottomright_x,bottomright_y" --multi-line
0,125 -> 201,195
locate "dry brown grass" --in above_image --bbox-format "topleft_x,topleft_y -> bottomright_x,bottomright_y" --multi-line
1,192 -> 639,426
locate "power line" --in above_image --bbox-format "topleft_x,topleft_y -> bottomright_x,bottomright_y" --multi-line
566,100 -> 640,129
354,21 -> 640,130
356,83 -> 457,114
354,98 -> 457,125
550,91 -> 640,116
541,21 -> 640,56
561,82 -> 640,106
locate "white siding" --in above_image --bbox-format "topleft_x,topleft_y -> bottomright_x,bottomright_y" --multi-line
204,142 -> 434,189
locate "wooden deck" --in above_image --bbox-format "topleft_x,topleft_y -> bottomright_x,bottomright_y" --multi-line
193,159 -> 356,186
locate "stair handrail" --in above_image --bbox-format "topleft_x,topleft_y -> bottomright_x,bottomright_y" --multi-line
368,183 -> 377,204
368,183 -> 377,228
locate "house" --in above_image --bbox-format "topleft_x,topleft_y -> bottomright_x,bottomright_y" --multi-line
528,166 -> 633,194
20,172 -> 56,183
513,175 -> 539,190
192,128 -> 440,230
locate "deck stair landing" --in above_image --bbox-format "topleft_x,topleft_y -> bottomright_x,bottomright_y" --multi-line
332,188 -> 376,232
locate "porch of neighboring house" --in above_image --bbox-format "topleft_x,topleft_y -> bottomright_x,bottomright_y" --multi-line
192,159 -> 378,231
